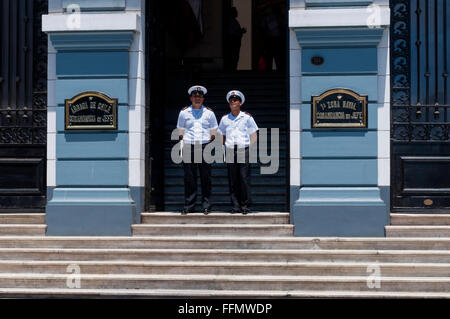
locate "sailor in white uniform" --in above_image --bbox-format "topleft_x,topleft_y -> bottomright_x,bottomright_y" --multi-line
218,90 -> 258,214
177,85 -> 218,215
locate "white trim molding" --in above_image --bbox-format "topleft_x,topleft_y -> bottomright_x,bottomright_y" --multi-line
289,7 -> 390,28
42,12 -> 140,32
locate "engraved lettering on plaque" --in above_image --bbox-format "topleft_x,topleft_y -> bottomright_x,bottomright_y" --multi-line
312,89 -> 368,129
65,91 -> 118,130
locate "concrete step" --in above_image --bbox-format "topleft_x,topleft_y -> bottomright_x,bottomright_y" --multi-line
0,248 -> 449,263
132,224 -> 294,237
0,288 -> 449,298
0,214 -> 46,225
0,225 -> 47,236
386,226 -> 450,238
163,203 -> 289,212
391,214 -> 450,226
0,260 -> 449,277
0,273 -> 449,292
140,212 -> 290,224
2,237 -> 450,250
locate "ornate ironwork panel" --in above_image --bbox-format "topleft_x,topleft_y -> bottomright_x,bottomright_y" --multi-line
0,0 -> 47,212
391,0 -> 450,211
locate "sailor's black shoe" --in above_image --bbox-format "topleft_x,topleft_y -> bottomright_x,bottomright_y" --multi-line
180,208 -> 193,215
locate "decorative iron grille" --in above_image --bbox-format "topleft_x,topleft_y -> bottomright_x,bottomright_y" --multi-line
391,0 -> 449,142
0,0 -> 47,145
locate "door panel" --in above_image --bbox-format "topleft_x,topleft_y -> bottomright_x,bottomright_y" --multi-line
0,0 -> 47,212
391,0 -> 450,212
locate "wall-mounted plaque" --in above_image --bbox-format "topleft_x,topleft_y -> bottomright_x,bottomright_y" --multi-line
65,91 -> 118,130
312,89 -> 368,128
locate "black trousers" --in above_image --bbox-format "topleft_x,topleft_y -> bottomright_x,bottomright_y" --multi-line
226,146 -> 251,210
183,143 -> 211,211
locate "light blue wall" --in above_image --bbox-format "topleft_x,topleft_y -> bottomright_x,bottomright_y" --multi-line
291,25 -> 388,237
300,45 -> 379,187
62,0 -> 126,11
56,51 -> 129,78
301,75 -> 378,103
55,79 -> 129,105
56,160 -> 128,186
46,30 -> 138,236
301,48 -> 377,74
46,188 -> 138,236
301,131 -> 378,157
301,159 -> 378,185
56,133 -> 129,158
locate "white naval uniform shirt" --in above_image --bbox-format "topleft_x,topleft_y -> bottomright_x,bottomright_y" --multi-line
218,111 -> 259,148
177,105 -> 218,144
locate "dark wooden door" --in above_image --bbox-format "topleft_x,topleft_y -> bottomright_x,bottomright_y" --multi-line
145,0 -> 167,211
391,0 -> 450,212
0,0 -> 47,212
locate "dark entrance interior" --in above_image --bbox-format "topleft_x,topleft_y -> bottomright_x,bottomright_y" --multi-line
145,0 -> 289,212
0,0 -> 48,212
390,0 -> 450,212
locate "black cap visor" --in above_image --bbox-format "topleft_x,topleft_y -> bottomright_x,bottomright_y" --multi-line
229,95 -> 242,102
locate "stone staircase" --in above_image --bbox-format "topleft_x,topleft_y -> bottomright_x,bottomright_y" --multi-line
0,212 -> 449,297
386,214 -> 450,238
132,212 -> 293,237
0,214 -> 46,236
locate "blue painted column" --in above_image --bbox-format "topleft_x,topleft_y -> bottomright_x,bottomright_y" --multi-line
43,5 -> 141,235
289,3 -> 391,236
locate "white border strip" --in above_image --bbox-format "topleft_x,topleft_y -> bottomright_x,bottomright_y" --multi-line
42,12 -> 139,32
289,7 -> 390,28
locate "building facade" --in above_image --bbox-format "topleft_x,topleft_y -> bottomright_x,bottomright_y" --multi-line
0,0 -> 448,236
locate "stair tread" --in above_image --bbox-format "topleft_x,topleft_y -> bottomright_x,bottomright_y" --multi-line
132,224 -> 294,228
386,226 -> 450,229
0,213 -> 45,217
0,225 -> 47,228
0,288 -> 449,298
391,214 -> 450,217
0,260 -> 448,267
142,212 -> 289,215
1,273 -> 450,282
2,236 -> 450,243
1,248 -> 449,254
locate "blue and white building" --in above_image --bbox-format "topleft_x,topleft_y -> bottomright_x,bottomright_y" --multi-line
0,0 -> 448,237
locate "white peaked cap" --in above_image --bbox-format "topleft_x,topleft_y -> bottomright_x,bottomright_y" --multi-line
226,90 -> 245,104
188,85 -> 207,95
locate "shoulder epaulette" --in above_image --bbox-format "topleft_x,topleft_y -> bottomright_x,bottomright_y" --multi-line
244,111 -> 252,117
205,106 -> 213,111
182,106 -> 189,111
